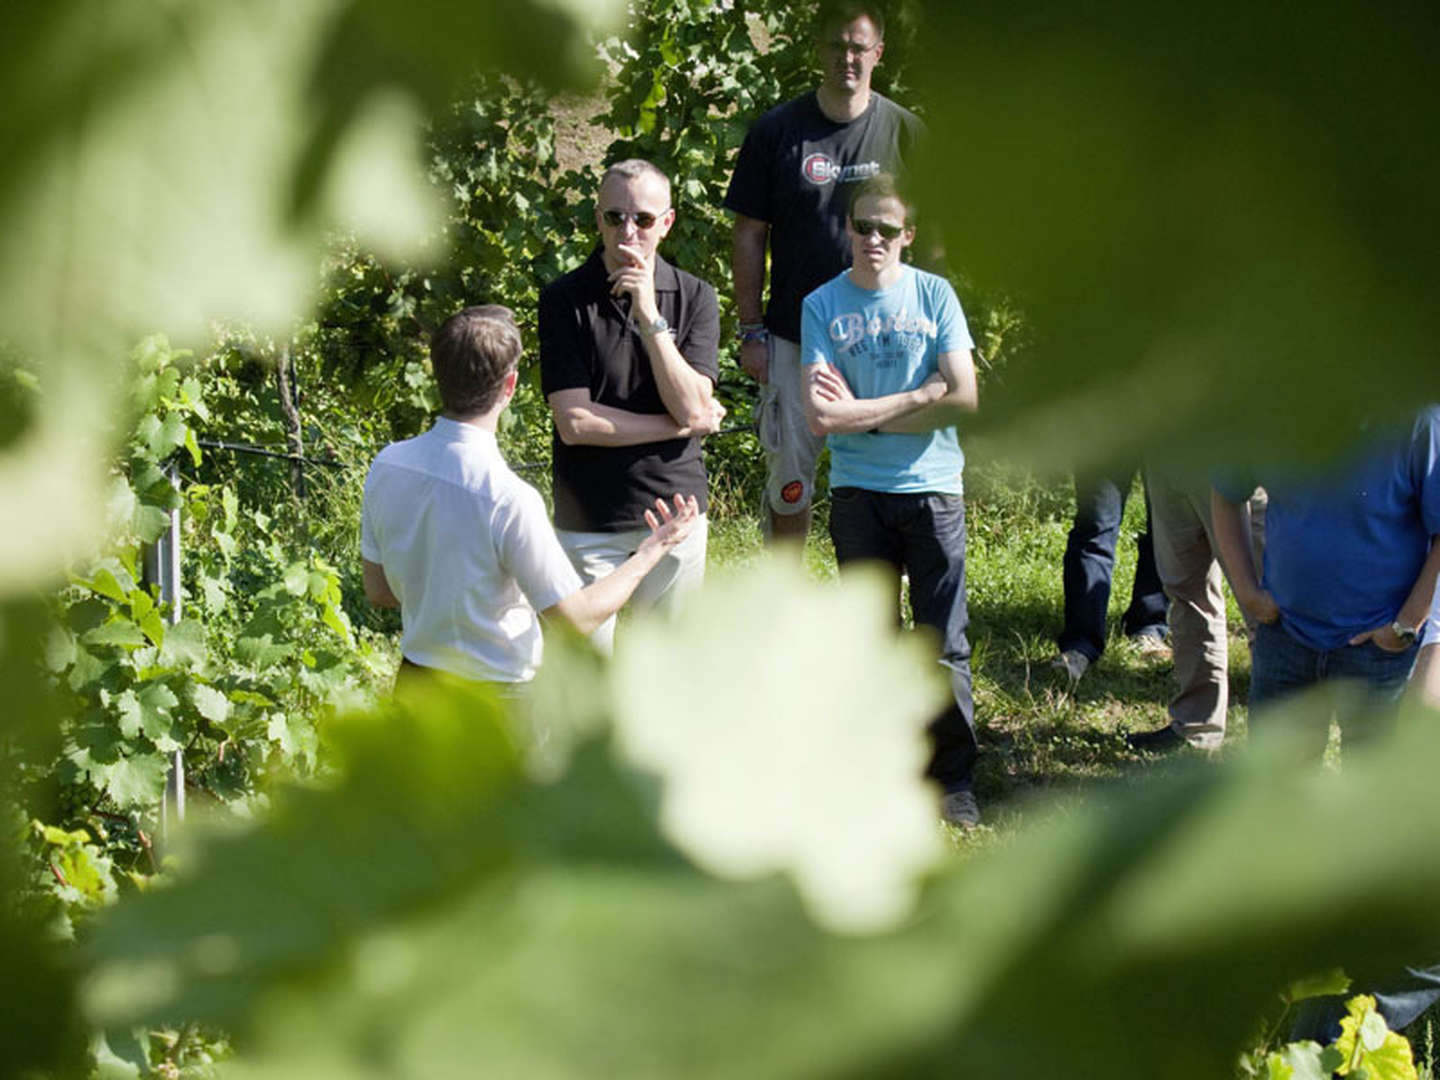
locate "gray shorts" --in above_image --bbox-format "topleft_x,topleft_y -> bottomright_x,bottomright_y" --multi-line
757,335 -> 825,515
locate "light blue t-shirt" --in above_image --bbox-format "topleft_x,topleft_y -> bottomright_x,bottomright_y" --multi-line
800,265 -> 974,495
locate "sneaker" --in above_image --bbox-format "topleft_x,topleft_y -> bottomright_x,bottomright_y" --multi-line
1126,723 -> 1186,753
1050,649 -> 1091,682
1133,633 -> 1172,660
941,789 -> 982,829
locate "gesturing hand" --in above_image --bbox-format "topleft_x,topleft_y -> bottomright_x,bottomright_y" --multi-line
640,494 -> 700,553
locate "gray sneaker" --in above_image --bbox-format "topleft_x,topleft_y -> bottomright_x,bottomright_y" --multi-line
941,789 -> 981,829
1050,648 -> 1091,682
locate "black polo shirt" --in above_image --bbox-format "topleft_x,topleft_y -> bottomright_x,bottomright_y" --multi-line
539,247 -> 720,532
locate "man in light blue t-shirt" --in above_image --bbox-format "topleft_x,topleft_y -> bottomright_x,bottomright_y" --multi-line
801,174 -> 982,826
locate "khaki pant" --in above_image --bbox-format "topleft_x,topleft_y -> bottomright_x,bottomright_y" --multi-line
1146,473 -> 1266,748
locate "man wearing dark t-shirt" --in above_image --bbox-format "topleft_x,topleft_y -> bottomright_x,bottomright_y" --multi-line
540,159 -> 725,652
725,0 -> 924,546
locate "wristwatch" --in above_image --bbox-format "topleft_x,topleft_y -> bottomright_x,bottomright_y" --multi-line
641,314 -> 670,338
1390,619 -> 1420,645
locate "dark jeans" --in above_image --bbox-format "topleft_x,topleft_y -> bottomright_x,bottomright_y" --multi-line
1248,620 -> 1436,1041
1250,620 -> 1419,740
1058,467 -> 1168,662
829,487 -> 977,792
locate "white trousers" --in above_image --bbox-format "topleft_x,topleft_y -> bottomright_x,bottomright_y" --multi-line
556,514 -> 709,654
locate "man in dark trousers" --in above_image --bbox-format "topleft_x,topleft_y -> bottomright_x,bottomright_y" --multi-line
726,0 -> 924,547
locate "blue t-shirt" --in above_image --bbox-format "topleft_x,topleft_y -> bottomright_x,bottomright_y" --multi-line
1214,407 -> 1440,650
800,265 -> 974,495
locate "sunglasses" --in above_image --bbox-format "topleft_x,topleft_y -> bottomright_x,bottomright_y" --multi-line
821,40 -> 880,59
851,218 -> 906,241
601,209 -> 664,229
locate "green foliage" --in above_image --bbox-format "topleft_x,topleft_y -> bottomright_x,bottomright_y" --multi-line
78,567 -> 1440,1078
1241,987 -> 1419,1080
911,0 -> 1440,468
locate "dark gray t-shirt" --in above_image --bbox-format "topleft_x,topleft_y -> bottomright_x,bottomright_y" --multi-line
724,91 -> 924,342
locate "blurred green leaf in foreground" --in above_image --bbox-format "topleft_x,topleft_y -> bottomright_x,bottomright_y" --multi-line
0,0 -> 620,596
913,0 -> 1440,470
82,560 -> 1440,1079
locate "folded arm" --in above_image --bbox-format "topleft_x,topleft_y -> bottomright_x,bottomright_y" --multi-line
804,363 -> 946,437
548,388 -> 717,447
877,349 -> 979,434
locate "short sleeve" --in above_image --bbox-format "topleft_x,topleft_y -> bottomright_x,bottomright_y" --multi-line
723,115 -> 775,223
539,280 -> 591,397
933,278 -> 974,355
494,484 -> 583,613
800,292 -> 832,369
678,279 -> 721,383
360,463 -> 383,562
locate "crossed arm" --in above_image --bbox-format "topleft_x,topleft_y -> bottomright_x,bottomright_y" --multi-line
804,348 -> 978,438
548,388 -> 717,447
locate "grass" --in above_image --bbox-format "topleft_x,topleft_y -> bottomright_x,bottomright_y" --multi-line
708,460 -> 1256,820
707,459 -> 1440,1067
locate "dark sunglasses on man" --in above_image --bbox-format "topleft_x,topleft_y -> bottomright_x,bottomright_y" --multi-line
851,218 -> 905,241
601,209 -> 662,229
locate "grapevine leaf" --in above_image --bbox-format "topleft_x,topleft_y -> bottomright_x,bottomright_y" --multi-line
131,503 -> 171,545
282,562 -> 310,597
137,607 -> 165,649
192,683 -> 231,727
157,618 -> 206,668
320,601 -> 353,645
114,691 -> 143,740
1272,1042 -> 1328,1080
137,683 -> 182,751
82,567 -> 128,604
306,570 -> 330,601
83,620 -> 149,649
98,752 -> 168,809
147,413 -> 187,461
1333,996 -> 1418,1080
43,623 -> 76,672
183,426 -> 202,468
236,634 -> 294,669
1284,969 -> 1352,1004
93,1026 -> 149,1079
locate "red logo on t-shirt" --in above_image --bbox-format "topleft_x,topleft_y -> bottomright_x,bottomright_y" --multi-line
781,481 -> 806,504
802,153 -> 839,185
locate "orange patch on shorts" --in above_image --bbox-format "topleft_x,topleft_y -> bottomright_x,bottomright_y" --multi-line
781,481 -> 805,504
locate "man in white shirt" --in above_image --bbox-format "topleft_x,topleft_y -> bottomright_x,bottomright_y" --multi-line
361,305 -> 698,686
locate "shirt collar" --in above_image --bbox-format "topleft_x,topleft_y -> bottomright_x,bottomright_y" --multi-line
433,415 -> 498,446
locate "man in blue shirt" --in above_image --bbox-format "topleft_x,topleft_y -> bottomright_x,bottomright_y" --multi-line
1211,406 -> 1440,738
801,174 -> 981,826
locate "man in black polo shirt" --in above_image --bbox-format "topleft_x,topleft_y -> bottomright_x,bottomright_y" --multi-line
539,159 -> 724,651
725,0 -> 924,547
